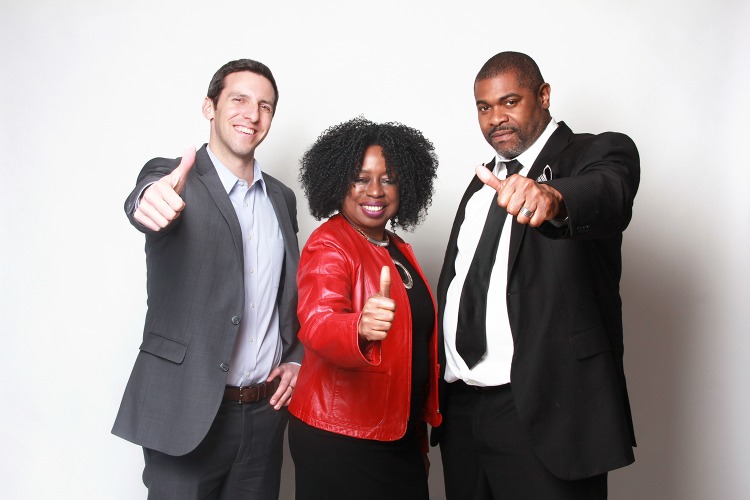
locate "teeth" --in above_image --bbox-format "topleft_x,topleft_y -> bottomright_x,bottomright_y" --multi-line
236,126 -> 255,135
362,205 -> 383,212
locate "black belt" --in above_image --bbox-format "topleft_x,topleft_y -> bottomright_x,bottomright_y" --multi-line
449,380 -> 510,392
223,379 -> 280,403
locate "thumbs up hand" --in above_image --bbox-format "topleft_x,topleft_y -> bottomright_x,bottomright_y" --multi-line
358,266 -> 396,342
379,265 -> 391,298
134,146 -> 196,231
475,163 -> 565,227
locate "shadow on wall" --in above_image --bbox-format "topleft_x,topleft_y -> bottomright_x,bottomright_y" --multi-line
609,233 -> 688,499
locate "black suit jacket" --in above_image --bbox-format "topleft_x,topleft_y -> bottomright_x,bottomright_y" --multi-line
434,122 -> 639,480
112,144 -> 302,456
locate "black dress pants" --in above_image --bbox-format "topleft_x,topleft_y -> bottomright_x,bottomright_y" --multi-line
439,381 -> 607,499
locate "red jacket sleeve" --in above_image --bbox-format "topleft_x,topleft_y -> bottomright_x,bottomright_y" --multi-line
296,233 -> 382,368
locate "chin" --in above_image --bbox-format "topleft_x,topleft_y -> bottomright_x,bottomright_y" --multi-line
496,145 -> 522,158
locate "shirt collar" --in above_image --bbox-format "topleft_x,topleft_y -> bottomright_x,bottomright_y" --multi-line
206,145 -> 266,195
496,117 -> 558,171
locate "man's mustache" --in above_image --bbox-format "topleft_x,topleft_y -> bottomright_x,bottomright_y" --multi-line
488,125 -> 518,136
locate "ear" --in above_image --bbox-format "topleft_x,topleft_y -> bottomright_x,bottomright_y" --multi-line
202,97 -> 215,120
539,83 -> 551,110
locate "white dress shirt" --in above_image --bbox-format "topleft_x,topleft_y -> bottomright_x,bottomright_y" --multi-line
443,119 -> 558,386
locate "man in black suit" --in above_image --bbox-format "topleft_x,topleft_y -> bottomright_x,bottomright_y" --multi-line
433,51 -> 639,498
113,59 -> 302,499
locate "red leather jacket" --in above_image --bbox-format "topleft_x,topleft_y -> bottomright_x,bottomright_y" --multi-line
289,215 -> 441,442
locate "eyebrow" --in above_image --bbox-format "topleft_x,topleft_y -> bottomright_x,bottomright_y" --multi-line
228,93 -> 275,108
476,92 -> 522,105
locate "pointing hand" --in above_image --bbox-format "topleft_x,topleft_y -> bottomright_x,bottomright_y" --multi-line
475,164 -> 565,227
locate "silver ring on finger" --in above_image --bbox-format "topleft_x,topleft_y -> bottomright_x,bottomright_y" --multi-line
519,207 -> 534,218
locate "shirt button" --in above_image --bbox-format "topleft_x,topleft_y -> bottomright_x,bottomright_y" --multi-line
251,303 -> 255,309
249,337 -> 254,343
231,316 -> 241,325
220,363 -> 230,372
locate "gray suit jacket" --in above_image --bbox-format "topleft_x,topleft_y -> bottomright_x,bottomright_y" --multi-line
112,145 -> 302,456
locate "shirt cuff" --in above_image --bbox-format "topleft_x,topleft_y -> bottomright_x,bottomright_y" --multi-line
132,181 -> 156,212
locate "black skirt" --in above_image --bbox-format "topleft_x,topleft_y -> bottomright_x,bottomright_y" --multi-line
288,415 -> 429,500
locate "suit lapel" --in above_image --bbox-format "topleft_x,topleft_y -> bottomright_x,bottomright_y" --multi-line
437,160 -> 493,371
265,178 -> 299,261
194,145 -> 244,268
507,122 -> 574,274
437,159 -> 495,310
526,121 -> 574,182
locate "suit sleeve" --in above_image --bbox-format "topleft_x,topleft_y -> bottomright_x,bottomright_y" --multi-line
296,236 -> 382,369
278,182 -> 304,364
123,156 -> 182,235
283,183 -> 300,236
538,132 -> 640,240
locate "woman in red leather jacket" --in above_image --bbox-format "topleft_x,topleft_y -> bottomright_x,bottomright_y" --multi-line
288,117 -> 441,499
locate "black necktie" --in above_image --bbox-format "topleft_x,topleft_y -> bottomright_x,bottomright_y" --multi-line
456,160 -> 522,368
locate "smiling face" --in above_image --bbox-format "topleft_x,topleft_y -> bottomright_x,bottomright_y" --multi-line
340,145 -> 399,240
475,70 -> 551,158
203,71 -> 275,169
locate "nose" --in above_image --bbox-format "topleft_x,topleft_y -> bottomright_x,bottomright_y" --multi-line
489,107 -> 508,126
366,179 -> 384,198
243,102 -> 260,122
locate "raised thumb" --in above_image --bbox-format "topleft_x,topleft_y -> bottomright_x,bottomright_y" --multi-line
475,163 -> 503,191
171,146 -> 196,194
379,265 -> 391,298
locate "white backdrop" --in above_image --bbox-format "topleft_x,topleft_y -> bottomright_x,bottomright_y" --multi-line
2,0 -> 749,498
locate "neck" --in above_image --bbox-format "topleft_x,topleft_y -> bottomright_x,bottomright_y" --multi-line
340,214 -> 389,247
209,141 -> 256,183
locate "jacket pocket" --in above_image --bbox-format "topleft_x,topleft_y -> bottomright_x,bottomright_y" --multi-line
332,369 -> 389,428
139,332 -> 187,364
567,327 -> 611,360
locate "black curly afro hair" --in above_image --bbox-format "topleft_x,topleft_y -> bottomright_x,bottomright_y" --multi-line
299,117 -> 439,231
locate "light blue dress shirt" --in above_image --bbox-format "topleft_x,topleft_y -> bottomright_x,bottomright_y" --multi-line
207,147 -> 285,386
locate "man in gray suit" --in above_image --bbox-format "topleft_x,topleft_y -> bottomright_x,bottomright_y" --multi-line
113,59 -> 302,500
